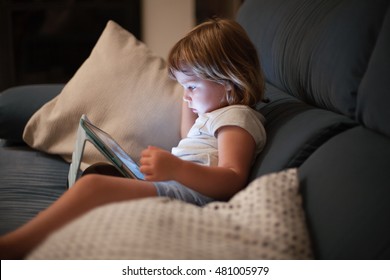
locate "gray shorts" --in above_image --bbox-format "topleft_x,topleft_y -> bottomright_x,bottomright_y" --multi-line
153,180 -> 214,206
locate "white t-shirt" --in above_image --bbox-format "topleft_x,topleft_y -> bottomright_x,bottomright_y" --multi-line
172,105 -> 266,166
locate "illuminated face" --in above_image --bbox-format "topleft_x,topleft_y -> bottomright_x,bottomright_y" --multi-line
174,69 -> 229,115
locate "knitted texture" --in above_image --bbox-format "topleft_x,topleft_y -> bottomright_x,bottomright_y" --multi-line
28,169 -> 313,259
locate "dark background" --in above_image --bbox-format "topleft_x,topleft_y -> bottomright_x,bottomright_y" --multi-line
0,0 -> 242,92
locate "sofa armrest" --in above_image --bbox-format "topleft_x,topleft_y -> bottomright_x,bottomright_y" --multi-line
0,84 -> 64,142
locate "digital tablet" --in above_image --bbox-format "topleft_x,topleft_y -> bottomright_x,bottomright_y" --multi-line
80,115 -> 145,180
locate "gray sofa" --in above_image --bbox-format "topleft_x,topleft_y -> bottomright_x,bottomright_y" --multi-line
1,0 -> 390,259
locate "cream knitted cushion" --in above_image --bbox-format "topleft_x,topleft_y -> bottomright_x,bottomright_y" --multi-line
23,20 -> 182,169
28,169 -> 313,260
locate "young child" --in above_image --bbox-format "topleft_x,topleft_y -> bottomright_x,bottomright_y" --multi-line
0,18 -> 266,259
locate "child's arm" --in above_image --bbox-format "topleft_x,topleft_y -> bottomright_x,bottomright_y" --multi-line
180,100 -> 198,138
140,126 -> 256,201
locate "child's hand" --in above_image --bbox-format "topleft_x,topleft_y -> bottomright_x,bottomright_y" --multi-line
139,146 -> 182,182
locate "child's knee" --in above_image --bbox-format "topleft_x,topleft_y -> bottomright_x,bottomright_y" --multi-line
77,174 -> 100,186
72,174 -> 105,196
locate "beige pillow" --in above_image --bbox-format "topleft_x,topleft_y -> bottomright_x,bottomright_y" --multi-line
23,20 -> 183,168
28,169 -> 313,260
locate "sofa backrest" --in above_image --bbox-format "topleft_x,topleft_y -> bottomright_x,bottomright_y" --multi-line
238,0 -> 390,176
237,0 -> 390,120
357,4 -> 390,137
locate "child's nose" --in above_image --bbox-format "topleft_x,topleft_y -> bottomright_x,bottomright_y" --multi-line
183,91 -> 191,102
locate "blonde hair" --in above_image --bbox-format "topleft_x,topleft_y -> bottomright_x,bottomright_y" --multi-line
168,18 -> 265,107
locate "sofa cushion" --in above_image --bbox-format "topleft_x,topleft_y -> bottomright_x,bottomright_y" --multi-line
357,4 -> 390,138
0,85 -> 63,142
0,144 -> 68,235
250,84 -> 356,179
237,0 -> 390,117
23,20 -> 182,169
28,169 -> 313,260
299,127 -> 390,259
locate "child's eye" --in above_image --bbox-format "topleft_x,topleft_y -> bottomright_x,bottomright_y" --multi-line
187,86 -> 196,91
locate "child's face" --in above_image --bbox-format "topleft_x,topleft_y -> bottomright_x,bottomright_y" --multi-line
174,69 -> 228,115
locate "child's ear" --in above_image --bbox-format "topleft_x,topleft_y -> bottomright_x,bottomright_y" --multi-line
224,81 -> 233,91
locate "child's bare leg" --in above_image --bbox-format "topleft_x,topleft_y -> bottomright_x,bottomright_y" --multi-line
0,174 -> 157,259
